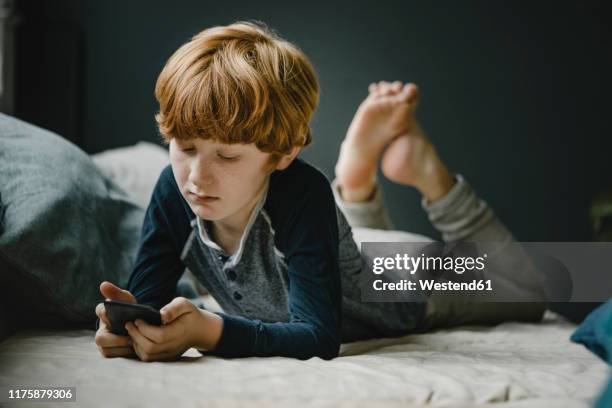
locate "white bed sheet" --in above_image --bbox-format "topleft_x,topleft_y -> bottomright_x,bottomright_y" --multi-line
0,311 -> 607,408
2,144 -> 605,407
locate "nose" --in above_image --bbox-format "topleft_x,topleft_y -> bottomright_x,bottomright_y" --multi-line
188,156 -> 215,191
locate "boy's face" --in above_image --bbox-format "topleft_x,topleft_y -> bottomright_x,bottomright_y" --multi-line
169,138 -> 274,226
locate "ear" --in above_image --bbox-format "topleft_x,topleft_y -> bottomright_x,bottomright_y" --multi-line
274,146 -> 302,171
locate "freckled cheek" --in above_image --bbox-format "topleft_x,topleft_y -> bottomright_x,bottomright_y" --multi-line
218,172 -> 240,193
237,173 -> 264,196
169,161 -> 191,194
210,164 -> 262,195
173,163 -> 189,182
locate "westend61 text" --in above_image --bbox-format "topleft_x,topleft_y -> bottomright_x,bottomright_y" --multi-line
373,279 -> 493,292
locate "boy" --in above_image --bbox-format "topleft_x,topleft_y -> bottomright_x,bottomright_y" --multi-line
95,21 -> 546,361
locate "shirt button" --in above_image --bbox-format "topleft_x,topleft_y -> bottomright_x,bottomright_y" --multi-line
233,291 -> 242,301
226,269 -> 237,281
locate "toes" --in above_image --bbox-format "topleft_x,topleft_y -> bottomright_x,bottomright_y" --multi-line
376,80 -> 406,97
395,83 -> 420,108
370,81 -> 417,100
403,83 -> 420,102
378,81 -> 393,96
368,82 -> 379,96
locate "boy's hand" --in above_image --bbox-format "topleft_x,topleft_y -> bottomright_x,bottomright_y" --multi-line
94,281 -> 138,358
124,297 -> 223,362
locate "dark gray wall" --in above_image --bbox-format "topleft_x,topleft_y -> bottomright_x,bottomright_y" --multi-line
15,0 -> 612,242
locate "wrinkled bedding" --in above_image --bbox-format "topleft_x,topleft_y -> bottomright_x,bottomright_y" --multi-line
0,311 -> 607,407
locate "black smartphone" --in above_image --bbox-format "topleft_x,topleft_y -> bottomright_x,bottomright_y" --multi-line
103,299 -> 162,336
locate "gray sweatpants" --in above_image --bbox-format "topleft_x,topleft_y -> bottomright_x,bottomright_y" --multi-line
331,175 -> 547,331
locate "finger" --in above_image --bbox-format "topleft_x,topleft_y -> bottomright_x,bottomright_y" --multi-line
95,303 -> 107,322
95,331 -> 133,348
131,342 -> 179,362
95,303 -> 112,328
133,319 -> 167,344
99,346 -> 135,358
160,297 -> 194,324
131,340 -> 158,362
125,322 -> 158,354
95,303 -> 104,318
100,281 -> 137,303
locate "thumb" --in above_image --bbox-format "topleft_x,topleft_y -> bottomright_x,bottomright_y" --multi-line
159,297 -> 193,325
99,281 -> 137,303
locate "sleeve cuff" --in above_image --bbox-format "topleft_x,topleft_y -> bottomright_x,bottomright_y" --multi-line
198,312 -> 256,358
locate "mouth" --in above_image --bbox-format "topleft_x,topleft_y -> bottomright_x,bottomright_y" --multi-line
189,192 -> 219,204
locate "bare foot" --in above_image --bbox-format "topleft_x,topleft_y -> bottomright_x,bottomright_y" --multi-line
335,80 -> 419,202
380,106 -> 455,203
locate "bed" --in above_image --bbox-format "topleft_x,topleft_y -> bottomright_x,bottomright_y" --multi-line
0,309 -> 607,407
0,141 -> 608,407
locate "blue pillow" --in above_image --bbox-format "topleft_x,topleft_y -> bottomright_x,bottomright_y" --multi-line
595,376 -> 612,408
570,299 -> 612,363
0,113 -> 145,330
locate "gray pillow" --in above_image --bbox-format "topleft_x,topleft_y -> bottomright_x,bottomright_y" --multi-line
0,113 -> 145,330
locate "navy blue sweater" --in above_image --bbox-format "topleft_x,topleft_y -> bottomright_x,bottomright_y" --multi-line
125,159 -> 342,360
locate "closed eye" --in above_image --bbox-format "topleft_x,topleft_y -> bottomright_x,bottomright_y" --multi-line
217,153 -> 238,161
